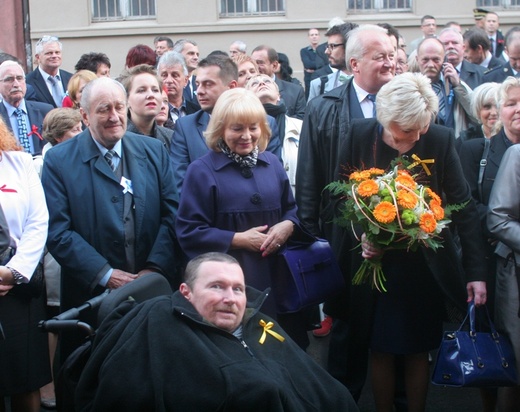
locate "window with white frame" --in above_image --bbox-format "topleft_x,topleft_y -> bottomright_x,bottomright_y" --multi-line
348,0 -> 412,13
477,0 -> 520,7
220,0 -> 285,17
92,0 -> 156,21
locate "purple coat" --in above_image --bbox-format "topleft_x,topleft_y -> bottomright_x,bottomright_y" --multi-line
176,150 -> 298,315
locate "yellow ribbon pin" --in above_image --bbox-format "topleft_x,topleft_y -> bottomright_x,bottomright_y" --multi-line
258,320 -> 285,344
408,154 -> 435,176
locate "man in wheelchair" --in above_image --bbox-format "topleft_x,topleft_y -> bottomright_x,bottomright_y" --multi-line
75,252 -> 358,411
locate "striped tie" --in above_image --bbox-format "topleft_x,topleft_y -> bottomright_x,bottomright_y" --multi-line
104,150 -> 116,171
431,82 -> 446,123
15,108 -> 31,153
366,94 -> 377,118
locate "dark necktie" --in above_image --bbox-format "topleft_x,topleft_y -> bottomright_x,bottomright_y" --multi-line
489,38 -> 495,56
104,150 -> 116,171
15,108 -> 31,153
431,82 -> 446,122
48,75 -> 63,107
366,94 -> 377,118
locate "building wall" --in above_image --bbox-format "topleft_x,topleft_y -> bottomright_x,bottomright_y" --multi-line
1,1 -> 29,70
27,0 -> 520,81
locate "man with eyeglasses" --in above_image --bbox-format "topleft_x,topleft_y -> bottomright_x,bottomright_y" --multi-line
25,35 -> 73,108
409,15 -> 437,53
295,24 -> 395,403
307,23 -> 358,102
0,61 -> 52,155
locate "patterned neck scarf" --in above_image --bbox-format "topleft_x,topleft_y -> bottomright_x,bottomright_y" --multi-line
218,139 -> 259,169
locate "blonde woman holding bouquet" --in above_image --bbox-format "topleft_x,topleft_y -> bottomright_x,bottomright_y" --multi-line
332,72 -> 487,412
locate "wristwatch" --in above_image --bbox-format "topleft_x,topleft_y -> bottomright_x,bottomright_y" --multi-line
6,267 -> 25,285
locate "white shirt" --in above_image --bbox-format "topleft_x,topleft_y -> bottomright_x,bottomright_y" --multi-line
352,80 -> 376,119
38,66 -> 65,98
0,151 -> 48,280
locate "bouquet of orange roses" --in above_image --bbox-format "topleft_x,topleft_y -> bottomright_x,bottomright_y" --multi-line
327,158 -> 464,292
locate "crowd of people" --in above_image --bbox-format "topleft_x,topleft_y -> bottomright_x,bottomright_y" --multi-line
1,6 -> 520,411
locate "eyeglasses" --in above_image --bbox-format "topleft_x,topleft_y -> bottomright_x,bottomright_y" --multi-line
0,75 -> 25,84
326,43 -> 345,51
36,35 -> 59,46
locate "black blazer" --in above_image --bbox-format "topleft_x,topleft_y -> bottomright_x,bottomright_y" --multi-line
274,77 -> 306,120
0,99 -> 53,155
25,67 -> 73,108
494,31 -> 505,58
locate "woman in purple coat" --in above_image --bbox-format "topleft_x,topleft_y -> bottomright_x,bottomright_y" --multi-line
176,88 -> 308,346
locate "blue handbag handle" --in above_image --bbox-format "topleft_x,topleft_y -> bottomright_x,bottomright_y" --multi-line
465,300 -> 500,338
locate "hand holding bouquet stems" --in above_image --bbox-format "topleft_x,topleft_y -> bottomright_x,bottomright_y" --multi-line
327,158 -> 467,292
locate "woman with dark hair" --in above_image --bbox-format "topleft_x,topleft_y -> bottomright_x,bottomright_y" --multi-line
119,64 -> 173,152
125,44 -> 156,69
74,52 -> 111,77
0,117 -> 49,412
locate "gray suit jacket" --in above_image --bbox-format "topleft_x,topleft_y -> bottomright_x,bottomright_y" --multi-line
459,60 -> 485,90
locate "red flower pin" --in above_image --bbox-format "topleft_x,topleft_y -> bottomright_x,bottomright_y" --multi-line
28,125 -> 43,140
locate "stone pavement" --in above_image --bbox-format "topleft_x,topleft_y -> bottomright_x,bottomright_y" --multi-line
306,331 -> 483,412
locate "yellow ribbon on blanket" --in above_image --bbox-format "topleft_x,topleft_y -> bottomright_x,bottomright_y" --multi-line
408,154 -> 435,176
258,320 -> 285,344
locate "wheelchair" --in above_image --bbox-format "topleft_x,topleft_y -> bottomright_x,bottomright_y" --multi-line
39,273 -> 172,411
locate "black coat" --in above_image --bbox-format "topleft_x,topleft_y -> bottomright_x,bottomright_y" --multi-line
75,288 -> 359,412
296,79 -> 363,240
459,130 -> 513,236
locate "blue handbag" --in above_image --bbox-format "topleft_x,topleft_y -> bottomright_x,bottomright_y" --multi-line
273,238 -> 345,313
432,301 -> 518,387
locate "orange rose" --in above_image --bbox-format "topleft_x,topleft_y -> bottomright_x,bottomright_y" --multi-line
373,201 -> 397,224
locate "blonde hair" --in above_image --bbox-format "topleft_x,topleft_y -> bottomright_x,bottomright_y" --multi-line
471,82 -> 499,121
232,54 -> 258,72
67,70 -> 97,108
497,76 -> 520,110
204,88 -> 271,152
377,72 -> 438,129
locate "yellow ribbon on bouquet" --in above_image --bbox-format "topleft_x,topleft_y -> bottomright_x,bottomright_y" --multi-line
258,320 -> 285,344
408,154 -> 435,176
